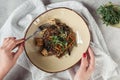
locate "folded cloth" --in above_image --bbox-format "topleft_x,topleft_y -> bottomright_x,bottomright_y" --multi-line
0,0 -> 118,80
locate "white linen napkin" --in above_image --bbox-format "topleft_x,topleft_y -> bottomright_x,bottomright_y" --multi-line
0,0 -> 118,80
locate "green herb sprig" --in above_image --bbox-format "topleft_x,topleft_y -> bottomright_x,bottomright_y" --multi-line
51,35 -> 68,50
97,2 -> 120,26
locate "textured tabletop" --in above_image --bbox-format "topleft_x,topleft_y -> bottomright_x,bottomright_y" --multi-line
1,0 -> 120,80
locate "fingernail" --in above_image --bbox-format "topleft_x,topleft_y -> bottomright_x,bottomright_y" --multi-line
22,42 -> 25,46
83,53 -> 87,58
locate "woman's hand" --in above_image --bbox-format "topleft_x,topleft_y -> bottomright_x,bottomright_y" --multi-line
0,37 -> 24,80
74,47 -> 95,80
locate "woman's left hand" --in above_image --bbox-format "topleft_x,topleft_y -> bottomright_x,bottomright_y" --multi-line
74,47 -> 95,80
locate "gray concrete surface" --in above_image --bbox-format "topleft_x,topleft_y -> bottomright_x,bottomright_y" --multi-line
1,0 -> 120,80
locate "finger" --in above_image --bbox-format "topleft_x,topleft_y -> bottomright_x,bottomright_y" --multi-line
6,38 -> 24,51
4,37 -> 16,40
6,37 -> 16,41
87,47 -> 95,72
1,37 -> 15,49
2,38 -> 9,47
14,44 -> 24,61
16,38 -> 24,45
5,38 -> 17,50
12,38 -> 24,50
3,38 -> 10,43
2,37 -> 16,46
8,37 -> 16,39
80,53 -> 89,71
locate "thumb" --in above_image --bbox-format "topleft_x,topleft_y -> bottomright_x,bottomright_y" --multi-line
14,44 -> 24,61
80,53 -> 88,71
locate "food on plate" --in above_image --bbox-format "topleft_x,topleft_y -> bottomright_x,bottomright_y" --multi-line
35,19 -> 76,58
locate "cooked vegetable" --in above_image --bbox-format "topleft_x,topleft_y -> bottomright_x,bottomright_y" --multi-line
41,49 -> 48,56
35,19 -> 76,58
97,2 -> 120,25
35,38 -> 43,46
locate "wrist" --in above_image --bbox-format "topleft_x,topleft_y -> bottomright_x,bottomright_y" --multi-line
0,67 -> 9,80
0,70 -> 5,80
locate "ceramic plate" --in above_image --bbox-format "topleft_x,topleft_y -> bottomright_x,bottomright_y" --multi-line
24,7 -> 90,73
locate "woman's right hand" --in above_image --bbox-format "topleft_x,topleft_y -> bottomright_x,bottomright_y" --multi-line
74,47 -> 95,80
0,37 -> 24,80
